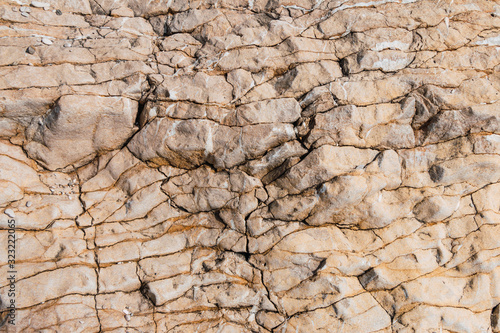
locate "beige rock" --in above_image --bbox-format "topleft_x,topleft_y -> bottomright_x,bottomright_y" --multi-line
472,183 -> 500,213
0,266 -> 96,308
413,195 -> 461,223
105,181 -> 167,221
0,194 -> 83,230
245,60 -> 342,102
96,291 -> 154,331
275,293 -> 391,332
0,155 -> 48,193
343,50 -> 415,74
25,95 -> 138,170
110,6 -> 134,17
81,148 -> 140,192
159,33 -> 202,56
473,134 -> 500,154
0,64 -> 94,89
300,85 -> 337,117
276,145 -> 378,194
227,69 -> 254,100
305,103 -> 415,149
138,251 -> 192,282
393,305 -> 492,333
243,140 -> 307,179
129,117 -> 295,169
328,74 -> 414,106
278,274 -> 364,315
0,87 -> 61,121
169,9 -> 220,33
98,262 -> 141,293
154,72 -> 233,105
0,118 -> 19,137
223,98 -> 301,126
392,274 -> 494,313
0,180 -> 23,206
1,0 -> 499,331
90,61 -> 155,83
13,295 -> 100,333
360,249 -> 442,290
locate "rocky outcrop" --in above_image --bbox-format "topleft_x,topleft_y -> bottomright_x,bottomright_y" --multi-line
0,0 -> 499,332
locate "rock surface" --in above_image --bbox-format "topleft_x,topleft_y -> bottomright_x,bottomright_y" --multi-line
0,0 -> 499,332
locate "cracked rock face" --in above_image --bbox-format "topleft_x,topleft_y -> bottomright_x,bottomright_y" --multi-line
0,0 -> 499,332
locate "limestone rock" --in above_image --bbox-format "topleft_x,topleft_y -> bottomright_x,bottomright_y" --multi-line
0,266 -> 97,308
275,145 -> 378,194
0,0 -> 499,331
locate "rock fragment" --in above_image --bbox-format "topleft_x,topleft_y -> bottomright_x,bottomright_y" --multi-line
4,208 -> 15,218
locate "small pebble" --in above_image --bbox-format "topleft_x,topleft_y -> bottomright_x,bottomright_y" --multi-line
4,209 -> 15,218
63,43 -> 72,48
21,12 -> 29,17
26,201 -> 32,207
31,1 -> 49,8
55,9 -> 62,15
41,38 -> 53,45
123,308 -> 132,321
20,6 -> 31,13
26,46 -> 35,54
12,7 -> 18,11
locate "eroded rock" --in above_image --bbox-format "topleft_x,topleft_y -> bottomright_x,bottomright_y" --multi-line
0,1 -> 499,332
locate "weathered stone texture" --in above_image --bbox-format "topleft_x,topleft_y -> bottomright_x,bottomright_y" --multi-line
0,0 -> 499,332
